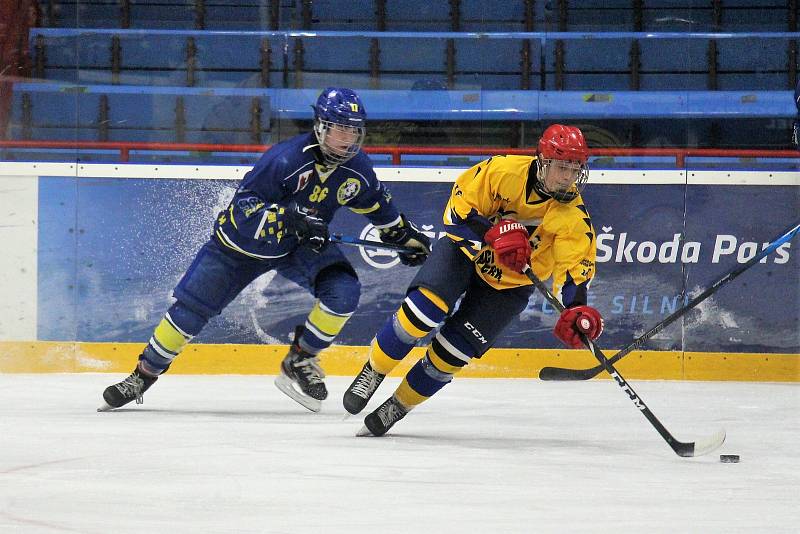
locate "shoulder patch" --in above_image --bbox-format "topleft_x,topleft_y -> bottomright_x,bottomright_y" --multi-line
294,169 -> 313,193
337,178 -> 361,204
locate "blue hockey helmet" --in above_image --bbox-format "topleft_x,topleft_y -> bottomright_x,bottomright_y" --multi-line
312,87 -> 367,167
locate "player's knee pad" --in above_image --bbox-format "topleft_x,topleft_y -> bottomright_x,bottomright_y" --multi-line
314,265 -> 361,315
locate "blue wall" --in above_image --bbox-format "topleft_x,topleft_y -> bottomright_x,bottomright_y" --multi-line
36,172 -> 800,353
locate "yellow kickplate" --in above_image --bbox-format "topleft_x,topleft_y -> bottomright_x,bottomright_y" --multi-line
0,341 -> 796,381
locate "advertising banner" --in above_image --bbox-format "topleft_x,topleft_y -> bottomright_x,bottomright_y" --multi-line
35,170 -> 799,354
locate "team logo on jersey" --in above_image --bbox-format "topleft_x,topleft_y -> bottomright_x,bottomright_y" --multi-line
337,178 -> 361,205
475,249 -> 503,281
293,170 -> 313,193
237,195 -> 265,217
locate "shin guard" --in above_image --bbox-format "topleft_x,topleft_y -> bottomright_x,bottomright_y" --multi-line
369,287 -> 448,375
139,302 -> 206,375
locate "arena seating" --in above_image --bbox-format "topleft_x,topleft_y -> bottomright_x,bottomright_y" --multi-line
2,0 -> 797,154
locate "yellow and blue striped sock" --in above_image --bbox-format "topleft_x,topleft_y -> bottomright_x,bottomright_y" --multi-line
369,287 -> 448,375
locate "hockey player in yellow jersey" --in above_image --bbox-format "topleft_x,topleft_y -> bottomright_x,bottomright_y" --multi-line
343,124 -> 604,436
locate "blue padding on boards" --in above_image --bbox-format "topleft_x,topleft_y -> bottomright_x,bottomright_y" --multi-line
37,177 -> 79,341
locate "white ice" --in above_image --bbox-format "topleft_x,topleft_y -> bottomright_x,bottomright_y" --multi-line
0,374 -> 797,533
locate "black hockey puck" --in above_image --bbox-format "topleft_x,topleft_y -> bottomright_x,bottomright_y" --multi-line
719,454 -> 740,463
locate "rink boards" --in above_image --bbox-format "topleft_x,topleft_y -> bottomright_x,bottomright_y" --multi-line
0,162 -> 798,380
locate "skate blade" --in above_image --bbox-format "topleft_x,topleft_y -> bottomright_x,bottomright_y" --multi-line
274,374 -> 322,413
356,425 -> 374,437
97,401 -> 115,412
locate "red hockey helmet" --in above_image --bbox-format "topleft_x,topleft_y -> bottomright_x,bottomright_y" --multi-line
537,124 -> 589,163
535,124 -> 590,203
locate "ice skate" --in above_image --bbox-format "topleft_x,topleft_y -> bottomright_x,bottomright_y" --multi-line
343,360 -> 386,414
98,364 -> 159,411
274,325 -> 328,412
357,395 -> 409,437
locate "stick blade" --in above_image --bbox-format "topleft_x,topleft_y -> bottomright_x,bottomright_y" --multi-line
538,365 -> 601,381
692,427 -> 727,457
673,428 -> 727,457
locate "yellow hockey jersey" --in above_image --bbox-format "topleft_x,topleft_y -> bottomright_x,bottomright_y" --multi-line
444,155 -> 596,300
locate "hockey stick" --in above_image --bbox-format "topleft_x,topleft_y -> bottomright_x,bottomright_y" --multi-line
330,233 -> 418,254
524,267 -> 726,457
539,219 -> 800,381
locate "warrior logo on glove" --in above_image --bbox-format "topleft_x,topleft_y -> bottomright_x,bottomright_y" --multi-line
484,219 -> 532,273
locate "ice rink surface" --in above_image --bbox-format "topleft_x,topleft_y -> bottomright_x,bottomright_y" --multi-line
0,374 -> 797,533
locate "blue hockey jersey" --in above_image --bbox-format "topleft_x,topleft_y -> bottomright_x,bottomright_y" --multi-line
213,133 -> 401,259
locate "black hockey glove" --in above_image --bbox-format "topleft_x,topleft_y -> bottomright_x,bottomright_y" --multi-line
379,214 -> 432,266
285,203 -> 329,252
793,119 -> 799,149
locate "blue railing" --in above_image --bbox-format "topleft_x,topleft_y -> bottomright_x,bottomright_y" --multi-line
12,82 -> 795,119
27,29 -> 800,39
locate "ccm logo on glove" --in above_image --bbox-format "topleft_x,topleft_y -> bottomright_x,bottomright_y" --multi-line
553,305 -> 604,349
484,219 -> 532,273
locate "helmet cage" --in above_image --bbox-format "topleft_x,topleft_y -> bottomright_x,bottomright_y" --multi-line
536,157 -> 589,203
313,118 -> 366,167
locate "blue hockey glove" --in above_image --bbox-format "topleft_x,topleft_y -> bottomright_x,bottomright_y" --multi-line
286,203 -> 329,252
379,214 -> 432,266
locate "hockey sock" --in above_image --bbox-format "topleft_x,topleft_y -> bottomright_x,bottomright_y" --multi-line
139,302 -> 205,375
394,353 -> 463,409
394,326 -> 475,408
369,287 -> 448,375
299,301 -> 354,355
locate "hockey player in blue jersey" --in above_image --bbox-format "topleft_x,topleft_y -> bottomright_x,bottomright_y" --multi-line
99,87 -> 431,413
